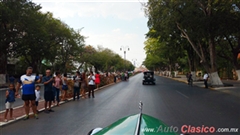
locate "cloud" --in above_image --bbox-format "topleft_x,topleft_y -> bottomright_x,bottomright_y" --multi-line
33,0 -> 147,65
112,28 -> 121,32
82,30 -> 146,64
36,1 -> 146,20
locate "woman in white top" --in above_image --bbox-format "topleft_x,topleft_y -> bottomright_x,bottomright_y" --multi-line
88,71 -> 95,98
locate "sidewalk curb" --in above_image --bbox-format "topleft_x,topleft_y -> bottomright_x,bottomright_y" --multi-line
159,75 -> 215,90
159,74 -> 240,99
0,80 -> 122,127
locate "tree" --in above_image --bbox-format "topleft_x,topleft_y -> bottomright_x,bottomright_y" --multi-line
143,0 -> 240,85
144,34 -> 187,74
0,0 -> 86,76
0,0 -> 41,75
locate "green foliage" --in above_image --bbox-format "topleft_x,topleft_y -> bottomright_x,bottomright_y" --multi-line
143,0 -> 240,73
82,45 -> 134,72
0,0 -> 86,75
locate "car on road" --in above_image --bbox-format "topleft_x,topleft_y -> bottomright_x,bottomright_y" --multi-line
142,71 -> 156,85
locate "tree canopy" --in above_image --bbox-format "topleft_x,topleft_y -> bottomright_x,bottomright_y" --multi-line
1,0 -> 134,76
143,0 -> 240,83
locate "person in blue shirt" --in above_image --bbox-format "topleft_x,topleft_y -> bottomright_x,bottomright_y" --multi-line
42,69 -> 54,113
16,67 -> 41,120
4,83 -> 17,122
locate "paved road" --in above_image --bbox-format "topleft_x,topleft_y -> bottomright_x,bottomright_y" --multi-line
1,74 -> 239,135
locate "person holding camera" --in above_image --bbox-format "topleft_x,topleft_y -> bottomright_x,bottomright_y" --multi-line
73,71 -> 81,100
42,69 -> 54,113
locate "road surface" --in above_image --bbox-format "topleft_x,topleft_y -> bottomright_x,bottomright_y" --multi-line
1,74 -> 239,135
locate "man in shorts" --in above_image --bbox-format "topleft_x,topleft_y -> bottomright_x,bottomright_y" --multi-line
42,69 -> 54,113
16,67 -> 41,120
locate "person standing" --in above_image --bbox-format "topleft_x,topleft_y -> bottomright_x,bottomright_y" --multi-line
4,84 -> 17,122
124,72 -> 128,81
203,72 -> 209,88
61,73 -> 68,101
16,67 -> 40,120
106,72 -> 110,84
42,69 -> 54,113
81,72 -> 87,99
95,72 -> 100,89
35,85 -> 41,113
113,73 -> 117,83
88,71 -> 95,98
188,72 -> 192,85
53,71 -> 62,106
73,71 -> 81,100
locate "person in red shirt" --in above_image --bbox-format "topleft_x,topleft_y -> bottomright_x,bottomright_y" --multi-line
95,72 -> 100,89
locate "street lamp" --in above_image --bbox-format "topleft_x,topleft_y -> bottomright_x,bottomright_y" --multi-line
132,59 -> 137,67
120,46 -> 130,71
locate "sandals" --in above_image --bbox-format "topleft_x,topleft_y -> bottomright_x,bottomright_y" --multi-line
4,117 -> 16,122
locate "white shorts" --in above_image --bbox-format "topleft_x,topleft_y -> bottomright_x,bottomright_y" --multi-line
5,102 -> 14,109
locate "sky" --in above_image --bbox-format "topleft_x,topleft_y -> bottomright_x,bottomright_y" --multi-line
32,0 -> 149,67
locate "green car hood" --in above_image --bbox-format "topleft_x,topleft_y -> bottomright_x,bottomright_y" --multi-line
93,113 -> 178,135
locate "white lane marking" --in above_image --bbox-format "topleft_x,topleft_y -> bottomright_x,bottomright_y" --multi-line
176,91 -> 189,99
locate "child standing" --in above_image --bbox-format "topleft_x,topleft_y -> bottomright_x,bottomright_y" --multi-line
4,84 -> 17,122
35,85 -> 41,113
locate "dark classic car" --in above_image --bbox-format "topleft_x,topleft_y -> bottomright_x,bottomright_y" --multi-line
142,71 -> 156,85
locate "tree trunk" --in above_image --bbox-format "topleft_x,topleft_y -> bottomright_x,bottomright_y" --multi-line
0,52 -> 7,74
77,63 -> 84,71
209,72 -> 223,86
0,53 -> 7,85
209,37 -> 223,86
206,0 -> 223,86
174,71 -> 178,77
236,70 -> 240,81
191,71 -> 196,81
